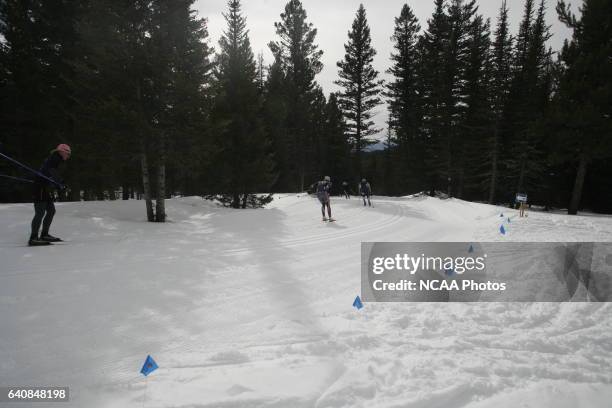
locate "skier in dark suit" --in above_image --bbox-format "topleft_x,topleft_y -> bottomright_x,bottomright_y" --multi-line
29,144 -> 71,246
359,178 -> 372,207
316,176 -> 334,222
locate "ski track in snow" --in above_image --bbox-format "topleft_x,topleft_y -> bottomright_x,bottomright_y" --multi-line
0,195 -> 611,408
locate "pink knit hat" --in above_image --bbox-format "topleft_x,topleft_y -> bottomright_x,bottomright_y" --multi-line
56,144 -> 71,159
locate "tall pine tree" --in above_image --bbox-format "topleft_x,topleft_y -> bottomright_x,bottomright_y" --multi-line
486,0 -> 513,203
419,0 -> 449,194
504,0 -> 552,197
336,4 -> 384,177
419,0 -> 478,196
385,4 -> 422,192
0,0 -> 81,201
459,14 -> 492,199
552,0 -> 612,214
211,0 -> 274,208
263,56 -> 289,191
269,0 -> 323,191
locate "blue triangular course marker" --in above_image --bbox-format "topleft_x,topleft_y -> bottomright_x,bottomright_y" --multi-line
468,244 -> 474,253
508,217 -> 511,223
500,213 -> 504,217
140,355 -> 158,377
500,225 -> 506,235
353,296 -> 363,310
445,268 -> 455,276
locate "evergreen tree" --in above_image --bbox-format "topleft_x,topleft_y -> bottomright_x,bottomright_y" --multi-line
73,0 -> 213,218
211,0 -> 274,208
150,0 -> 214,216
269,0 -> 323,191
335,4 -> 384,177
419,0 -> 449,194
0,0 -> 81,201
516,0 -> 535,69
385,4 -> 422,192
73,0 -> 153,205
444,0 -> 478,197
460,14 -> 492,199
505,0 -> 552,197
263,57 -> 289,191
419,0 -> 478,196
552,0 -> 612,214
486,0 -> 513,203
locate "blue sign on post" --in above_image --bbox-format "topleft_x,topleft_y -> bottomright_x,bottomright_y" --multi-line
353,296 -> 363,310
140,355 -> 158,377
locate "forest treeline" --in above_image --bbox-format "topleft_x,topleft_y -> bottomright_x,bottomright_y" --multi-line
0,0 -> 610,218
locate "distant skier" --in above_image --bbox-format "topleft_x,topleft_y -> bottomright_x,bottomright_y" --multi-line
29,144 -> 71,246
359,178 -> 372,207
316,176 -> 334,222
341,181 -> 350,199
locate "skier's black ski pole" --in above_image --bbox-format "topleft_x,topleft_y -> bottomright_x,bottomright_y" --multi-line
0,151 -> 63,188
0,174 -> 33,183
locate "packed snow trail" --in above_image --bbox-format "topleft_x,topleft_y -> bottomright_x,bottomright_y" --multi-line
0,195 -> 611,408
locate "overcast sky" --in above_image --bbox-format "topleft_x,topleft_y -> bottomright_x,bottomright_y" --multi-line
195,0 -> 574,139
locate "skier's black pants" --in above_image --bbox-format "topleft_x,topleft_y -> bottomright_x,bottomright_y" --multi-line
31,201 -> 55,239
362,194 -> 371,206
320,199 -> 331,218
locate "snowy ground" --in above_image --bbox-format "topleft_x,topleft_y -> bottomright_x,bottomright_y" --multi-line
1,194 -> 611,408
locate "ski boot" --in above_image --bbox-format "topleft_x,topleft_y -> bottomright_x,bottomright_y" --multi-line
29,237 -> 51,246
40,234 -> 63,242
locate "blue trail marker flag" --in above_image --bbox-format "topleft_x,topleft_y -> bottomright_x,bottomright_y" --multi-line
468,244 -> 474,253
353,296 -> 363,310
500,225 -> 506,235
500,213 -> 504,217
140,355 -> 158,377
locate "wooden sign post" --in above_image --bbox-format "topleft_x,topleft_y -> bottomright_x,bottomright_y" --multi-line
516,193 -> 528,218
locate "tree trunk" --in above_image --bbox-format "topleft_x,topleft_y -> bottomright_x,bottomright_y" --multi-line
356,111 -> 362,177
300,169 -> 305,193
446,128 -> 452,198
136,79 -> 154,221
568,152 -> 588,216
141,151 -> 155,222
488,124 -> 499,204
517,156 -> 526,195
457,166 -> 464,199
70,188 -> 80,202
155,135 -> 166,222
232,193 -> 240,209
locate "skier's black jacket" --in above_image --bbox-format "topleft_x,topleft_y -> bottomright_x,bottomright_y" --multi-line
33,151 -> 63,202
